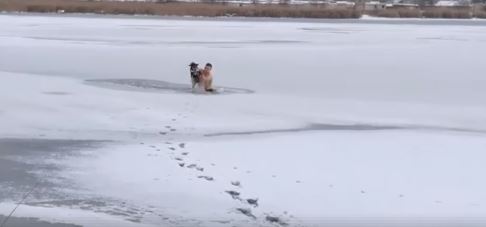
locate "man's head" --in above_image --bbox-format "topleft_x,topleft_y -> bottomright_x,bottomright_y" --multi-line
205,63 -> 212,70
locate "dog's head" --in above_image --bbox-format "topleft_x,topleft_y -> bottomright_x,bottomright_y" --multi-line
189,62 -> 198,70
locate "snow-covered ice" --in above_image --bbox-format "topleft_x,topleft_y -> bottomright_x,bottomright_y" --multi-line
1,14 -> 486,227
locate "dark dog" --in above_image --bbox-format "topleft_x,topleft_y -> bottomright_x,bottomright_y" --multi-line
189,62 -> 201,89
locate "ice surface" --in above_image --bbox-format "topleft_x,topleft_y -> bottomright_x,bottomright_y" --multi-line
1,14 -> 486,226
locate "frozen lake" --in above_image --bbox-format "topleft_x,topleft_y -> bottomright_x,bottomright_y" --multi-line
1,14 -> 486,227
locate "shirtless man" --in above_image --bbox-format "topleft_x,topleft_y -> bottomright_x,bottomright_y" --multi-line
200,63 -> 214,92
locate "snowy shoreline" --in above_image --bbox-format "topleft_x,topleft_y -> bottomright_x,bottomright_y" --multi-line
2,11 -> 486,25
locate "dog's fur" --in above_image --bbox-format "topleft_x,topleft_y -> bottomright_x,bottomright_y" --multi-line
189,64 -> 201,89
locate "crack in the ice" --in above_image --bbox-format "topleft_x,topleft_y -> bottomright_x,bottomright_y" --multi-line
205,123 -> 401,137
204,123 -> 486,137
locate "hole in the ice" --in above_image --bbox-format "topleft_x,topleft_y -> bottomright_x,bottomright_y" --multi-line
85,79 -> 254,95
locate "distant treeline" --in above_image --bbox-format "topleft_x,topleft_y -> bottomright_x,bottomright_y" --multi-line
0,0 -> 362,18
0,0 -> 485,19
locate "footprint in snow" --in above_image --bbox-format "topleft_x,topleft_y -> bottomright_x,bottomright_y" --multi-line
211,220 -> 231,224
181,152 -> 189,156
265,215 -> 288,226
187,164 -> 204,172
231,181 -> 241,187
159,132 -> 167,135
178,143 -> 185,148
246,198 -> 258,207
225,190 -> 241,200
236,208 -> 256,219
168,147 -> 176,151
198,176 -> 214,181
174,157 -> 183,161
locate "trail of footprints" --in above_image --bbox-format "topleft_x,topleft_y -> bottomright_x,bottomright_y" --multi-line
139,104 -> 291,226
140,103 -> 455,226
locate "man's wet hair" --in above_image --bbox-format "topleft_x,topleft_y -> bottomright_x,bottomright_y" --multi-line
205,63 -> 212,68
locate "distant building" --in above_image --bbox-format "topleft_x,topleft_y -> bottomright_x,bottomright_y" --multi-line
435,0 -> 459,6
435,0 -> 471,6
390,0 -> 419,7
365,1 -> 387,10
292,0 -> 330,4
334,1 -> 355,6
